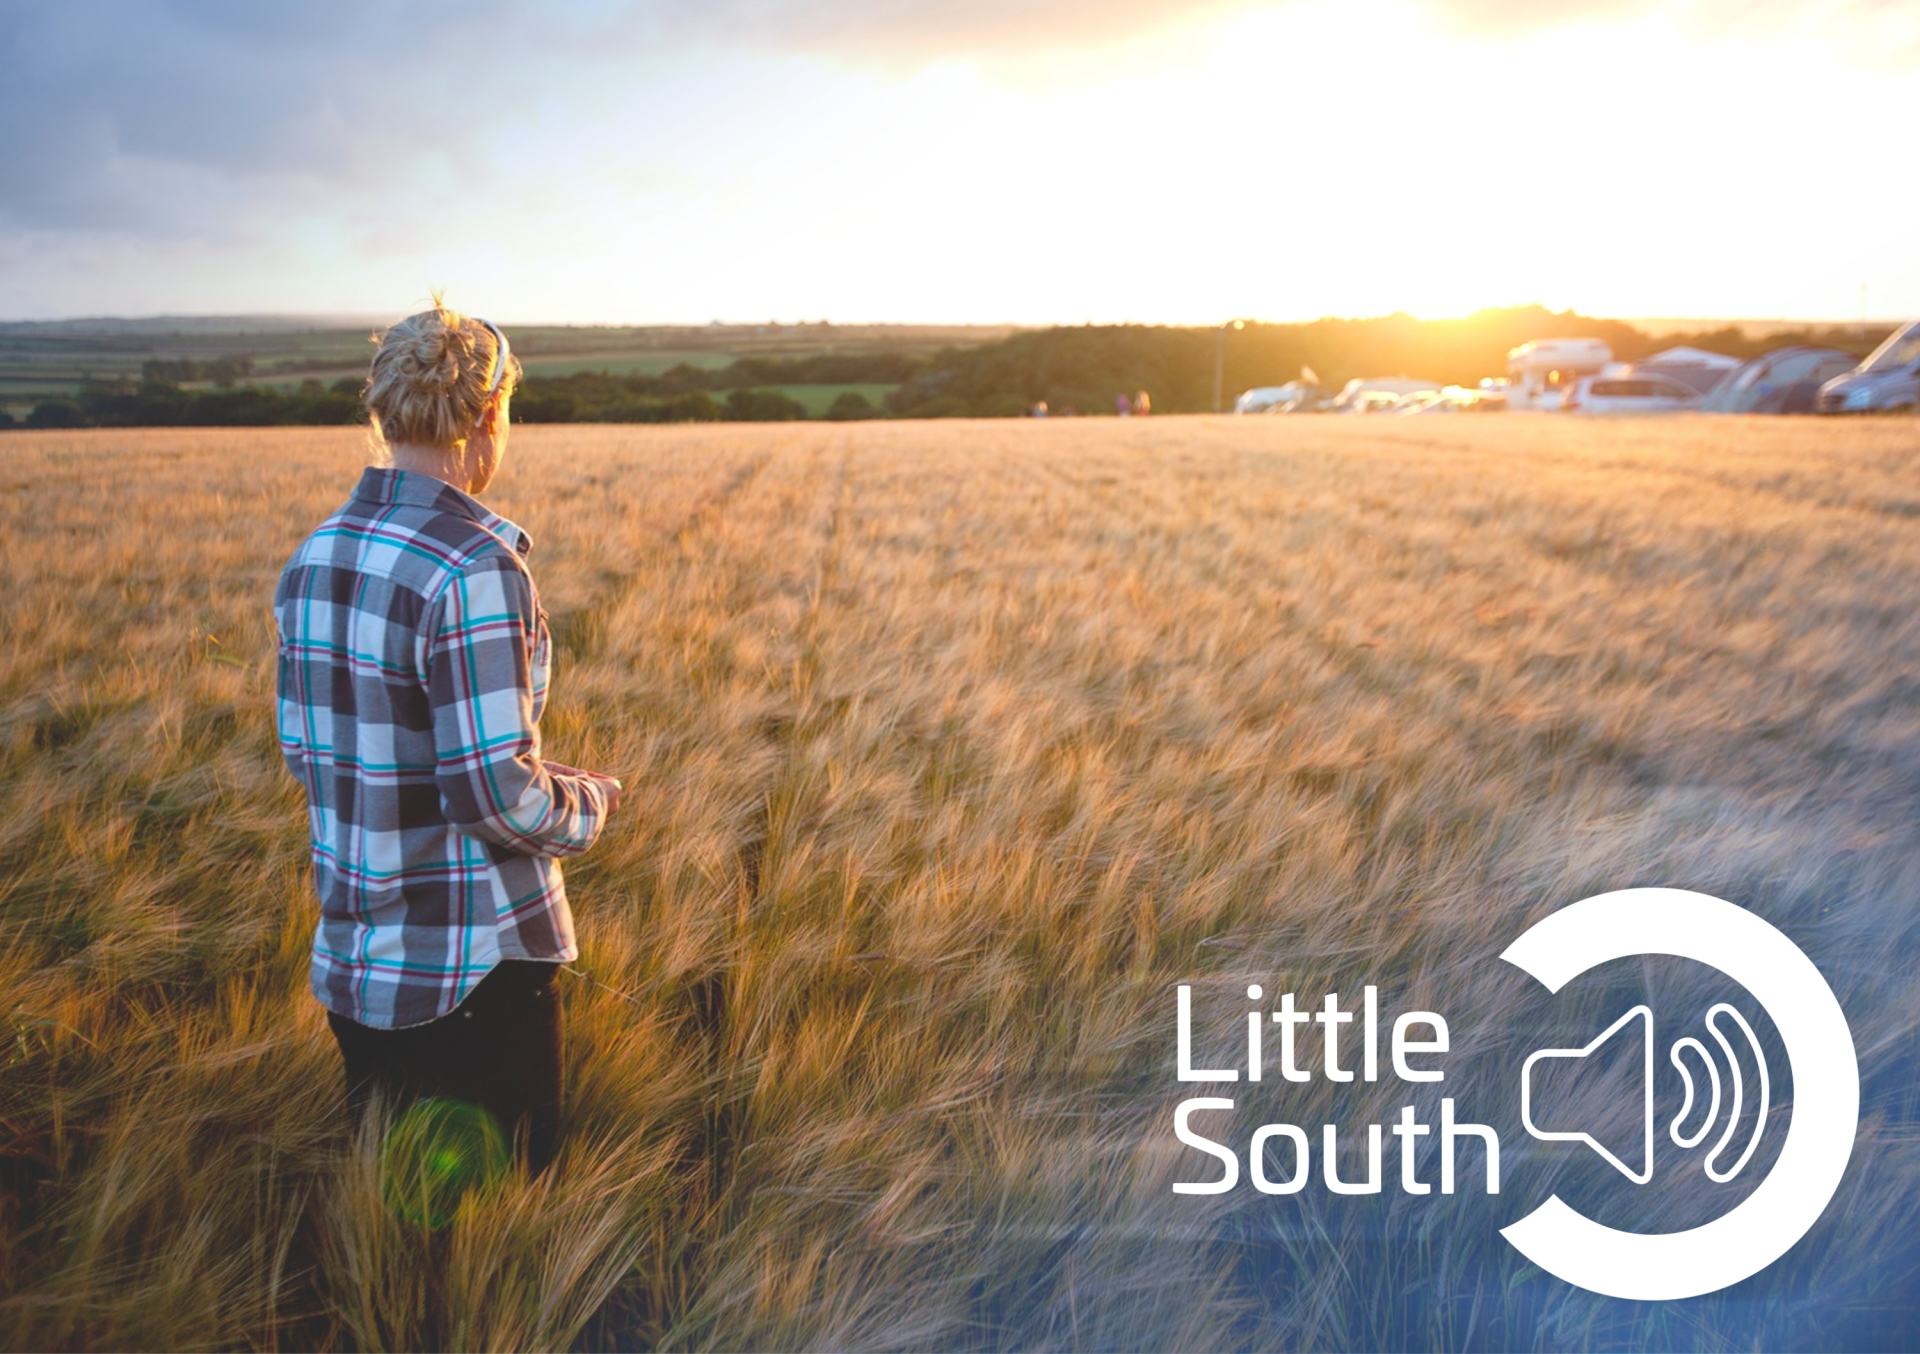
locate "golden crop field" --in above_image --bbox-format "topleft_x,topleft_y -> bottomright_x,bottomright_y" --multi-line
1,417 -> 1917,1350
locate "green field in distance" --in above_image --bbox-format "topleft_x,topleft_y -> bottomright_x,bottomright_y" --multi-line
0,318 -> 1008,414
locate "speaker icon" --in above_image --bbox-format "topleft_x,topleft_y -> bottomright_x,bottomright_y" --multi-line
1519,1002 -> 1770,1185
1521,1005 -> 1655,1183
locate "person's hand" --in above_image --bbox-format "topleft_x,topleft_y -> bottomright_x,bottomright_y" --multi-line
547,761 -> 621,816
588,771 -> 623,817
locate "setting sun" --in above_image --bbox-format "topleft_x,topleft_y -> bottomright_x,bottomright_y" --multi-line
4,0 -> 1915,324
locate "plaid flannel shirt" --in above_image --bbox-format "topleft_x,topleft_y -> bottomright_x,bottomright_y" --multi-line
274,466 -> 607,1029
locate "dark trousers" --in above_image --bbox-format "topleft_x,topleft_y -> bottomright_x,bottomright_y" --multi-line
327,959 -> 565,1174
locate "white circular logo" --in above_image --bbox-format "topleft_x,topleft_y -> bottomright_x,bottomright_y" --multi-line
1499,888 -> 1860,1300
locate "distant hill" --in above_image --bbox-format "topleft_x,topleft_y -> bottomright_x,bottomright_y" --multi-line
0,314 -> 394,336
1625,315 -> 1908,339
0,319 -> 1019,408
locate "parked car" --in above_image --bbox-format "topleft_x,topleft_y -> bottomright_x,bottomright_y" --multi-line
1329,377 -> 1441,413
1627,345 -> 1741,395
1234,381 -> 1320,414
1701,346 -> 1858,414
1817,321 -> 1920,413
1562,374 -> 1701,414
1408,385 -> 1507,414
1389,390 -> 1448,414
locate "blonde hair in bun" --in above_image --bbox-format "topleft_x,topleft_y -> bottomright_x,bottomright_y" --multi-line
364,292 -> 522,452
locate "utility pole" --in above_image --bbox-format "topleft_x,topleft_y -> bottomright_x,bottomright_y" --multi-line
1213,318 -> 1246,413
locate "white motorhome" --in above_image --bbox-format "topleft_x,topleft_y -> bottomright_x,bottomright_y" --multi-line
1506,338 -> 1612,410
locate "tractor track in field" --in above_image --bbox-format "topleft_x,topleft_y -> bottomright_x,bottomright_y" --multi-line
725,441 -> 851,925
547,451 -> 772,662
669,441 -> 855,1335
1355,425 -> 1920,529
588,441 -> 844,1347
564,446 -> 779,1348
1009,449 -> 1677,850
1017,439 -> 1915,913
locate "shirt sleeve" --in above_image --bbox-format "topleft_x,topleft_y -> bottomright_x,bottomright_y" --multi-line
423,555 -> 607,857
272,576 -> 310,786
275,650 -> 307,782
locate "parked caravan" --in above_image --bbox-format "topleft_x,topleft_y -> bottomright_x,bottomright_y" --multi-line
1701,347 -> 1859,414
1506,338 -> 1612,410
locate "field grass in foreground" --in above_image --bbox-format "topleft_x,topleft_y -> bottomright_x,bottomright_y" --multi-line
0,417 -> 1916,1350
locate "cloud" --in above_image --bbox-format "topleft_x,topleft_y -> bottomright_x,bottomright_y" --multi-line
646,0 -> 1247,61
1,0 -> 1914,320
647,0 -> 1917,59
1422,0 -> 1651,33
1428,0 -> 1920,47
0,0 -> 1576,235
2,0 -> 1904,235
0,0 -> 669,234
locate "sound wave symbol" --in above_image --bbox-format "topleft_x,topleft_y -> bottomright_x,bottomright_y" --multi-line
1668,1003 -> 1770,1183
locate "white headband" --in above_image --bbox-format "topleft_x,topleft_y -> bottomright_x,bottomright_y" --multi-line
476,317 -> 511,425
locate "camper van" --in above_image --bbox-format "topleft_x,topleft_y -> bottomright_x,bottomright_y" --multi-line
1506,338 -> 1612,411
1817,321 -> 1920,413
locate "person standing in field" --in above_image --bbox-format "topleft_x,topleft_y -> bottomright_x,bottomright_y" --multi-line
273,300 -> 621,1174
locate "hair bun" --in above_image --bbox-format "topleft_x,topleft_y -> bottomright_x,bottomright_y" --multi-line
414,322 -> 464,390
365,301 -> 517,449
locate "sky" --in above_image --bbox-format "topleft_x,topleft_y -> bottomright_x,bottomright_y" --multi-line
1,0 -> 1916,326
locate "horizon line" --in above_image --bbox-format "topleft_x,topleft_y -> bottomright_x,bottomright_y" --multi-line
0,308 -> 1904,331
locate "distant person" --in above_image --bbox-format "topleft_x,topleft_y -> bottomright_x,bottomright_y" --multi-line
1133,389 -> 1151,417
1031,400 -> 1049,418
273,299 -> 622,1175
1116,392 -> 1132,417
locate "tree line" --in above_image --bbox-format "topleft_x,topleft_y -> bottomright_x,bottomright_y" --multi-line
3,307 -> 1882,429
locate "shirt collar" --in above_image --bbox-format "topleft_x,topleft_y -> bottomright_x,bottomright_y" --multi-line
352,465 -> 533,558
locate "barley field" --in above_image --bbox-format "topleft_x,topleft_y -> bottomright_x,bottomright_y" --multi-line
1,416 -> 1917,1350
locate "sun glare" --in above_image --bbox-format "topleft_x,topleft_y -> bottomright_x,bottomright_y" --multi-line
911,0 -> 1907,325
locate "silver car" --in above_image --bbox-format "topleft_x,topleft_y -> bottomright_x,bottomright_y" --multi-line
1818,321 -> 1920,413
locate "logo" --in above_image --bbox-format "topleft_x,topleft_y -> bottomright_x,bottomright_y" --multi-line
1500,887 -> 1859,1300
1168,888 -> 1860,1302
